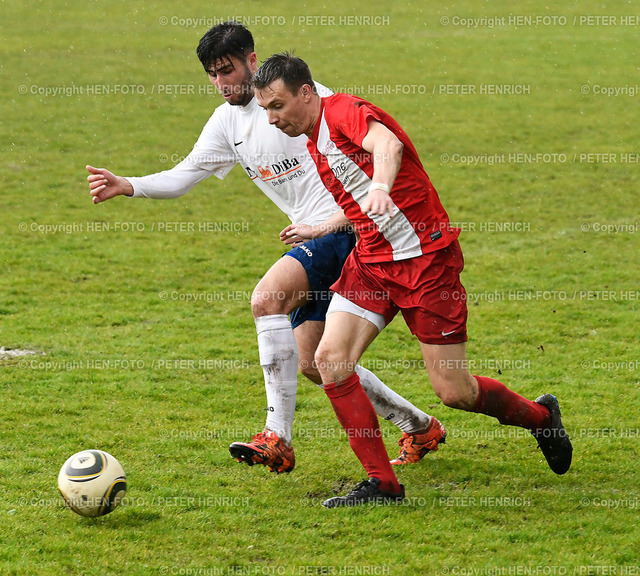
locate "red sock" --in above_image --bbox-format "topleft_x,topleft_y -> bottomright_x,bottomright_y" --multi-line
324,372 -> 401,494
471,375 -> 550,430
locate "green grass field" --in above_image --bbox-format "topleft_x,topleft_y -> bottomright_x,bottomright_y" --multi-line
2,1 -> 639,573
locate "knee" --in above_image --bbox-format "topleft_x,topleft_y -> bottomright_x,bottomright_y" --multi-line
313,342 -> 333,376
251,287 -> 284,318
314,342 -> 355,381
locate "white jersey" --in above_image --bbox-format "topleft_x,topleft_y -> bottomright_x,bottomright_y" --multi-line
126,83 -> 338,226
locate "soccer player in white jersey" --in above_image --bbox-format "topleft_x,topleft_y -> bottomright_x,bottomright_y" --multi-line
87,21 -> 446,474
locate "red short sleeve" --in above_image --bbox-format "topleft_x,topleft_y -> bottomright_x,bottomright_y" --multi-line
327,94 -> 383,148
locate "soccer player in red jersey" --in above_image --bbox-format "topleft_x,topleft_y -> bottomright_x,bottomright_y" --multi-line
253,53 -> 573,508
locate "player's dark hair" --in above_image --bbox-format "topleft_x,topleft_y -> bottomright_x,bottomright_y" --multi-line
252,52 -> 316,95
197,21 -> 255,70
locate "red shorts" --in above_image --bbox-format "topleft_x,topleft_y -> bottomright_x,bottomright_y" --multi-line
330,240 -> 468,344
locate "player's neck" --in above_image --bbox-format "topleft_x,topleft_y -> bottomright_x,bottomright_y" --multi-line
305,95 -> 323,137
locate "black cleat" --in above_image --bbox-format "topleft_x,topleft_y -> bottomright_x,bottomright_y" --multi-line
322,478 -> 405,509
532,394 -> 573,475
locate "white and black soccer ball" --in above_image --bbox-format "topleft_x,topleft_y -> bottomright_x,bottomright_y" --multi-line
58,450 -> 127,517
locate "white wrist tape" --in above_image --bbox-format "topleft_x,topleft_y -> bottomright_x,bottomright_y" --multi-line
368,182 -> 391,194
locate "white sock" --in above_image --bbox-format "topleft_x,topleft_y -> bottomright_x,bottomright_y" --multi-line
255,314 -> 299,445
355,365 -> 431,434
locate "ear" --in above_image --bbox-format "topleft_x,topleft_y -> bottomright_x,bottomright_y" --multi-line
247,52 -> 258,73
301,83 -> 313,101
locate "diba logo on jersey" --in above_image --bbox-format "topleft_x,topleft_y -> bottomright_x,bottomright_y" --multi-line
247,156 -> 302,182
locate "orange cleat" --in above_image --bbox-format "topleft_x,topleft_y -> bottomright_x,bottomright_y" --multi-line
390,417 -> 447,465
229,430 -> 295,473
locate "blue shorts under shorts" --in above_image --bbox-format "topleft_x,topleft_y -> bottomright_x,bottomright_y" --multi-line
285,230 -> 356,329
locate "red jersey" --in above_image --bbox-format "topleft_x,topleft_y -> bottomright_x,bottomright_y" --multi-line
307,93 -> 459,263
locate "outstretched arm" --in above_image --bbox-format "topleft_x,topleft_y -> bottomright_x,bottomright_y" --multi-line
86,159 -> 217,203
87,107 -> 237,204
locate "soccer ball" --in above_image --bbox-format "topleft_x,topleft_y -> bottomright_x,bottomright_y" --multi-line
58,450 -> 127,517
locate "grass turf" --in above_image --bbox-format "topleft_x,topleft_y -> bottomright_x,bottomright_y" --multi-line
1,1 -> 639,574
